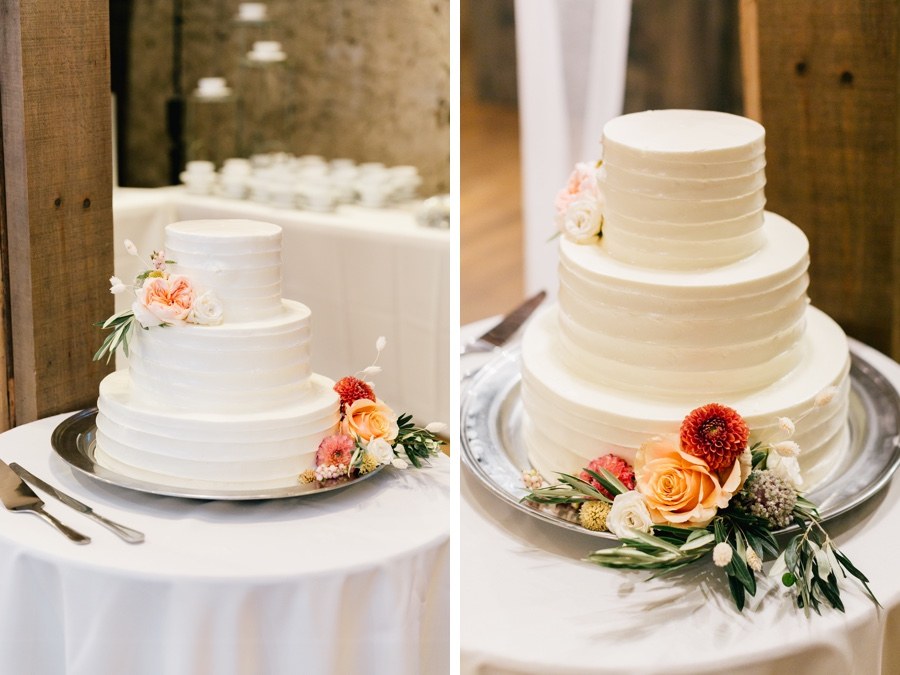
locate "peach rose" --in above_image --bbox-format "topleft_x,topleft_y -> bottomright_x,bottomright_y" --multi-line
635,436 -> 743,527
341,398 -> 398,443
554,162 -> 600,214
133,274 -> 194,327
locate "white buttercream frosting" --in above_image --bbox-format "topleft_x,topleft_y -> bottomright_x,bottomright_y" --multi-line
601,110 -> 768,269
522,109 -> 850,492
96,219 -> 340,488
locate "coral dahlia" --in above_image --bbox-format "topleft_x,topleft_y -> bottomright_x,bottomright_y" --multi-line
333,376 -> 376,412
315,434 -> 356,468
680,403 -> 749,472
580,453 -> 636,499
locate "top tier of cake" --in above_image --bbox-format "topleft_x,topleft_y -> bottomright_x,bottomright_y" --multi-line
166,219 -> 283,322
601,110 -> 767,270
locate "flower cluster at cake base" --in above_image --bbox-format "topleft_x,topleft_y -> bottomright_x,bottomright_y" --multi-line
94,239 -> 224,362
554,160 -> 604,244
522,390 -> 878,614
300,337 -> 446,484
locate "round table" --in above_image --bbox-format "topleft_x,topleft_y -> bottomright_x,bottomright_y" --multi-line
0,413 -> 449,675
461,325 -> 900,675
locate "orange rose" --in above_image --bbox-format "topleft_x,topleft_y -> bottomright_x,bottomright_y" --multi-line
635,436 -> 742,527
341,398 -> 398,443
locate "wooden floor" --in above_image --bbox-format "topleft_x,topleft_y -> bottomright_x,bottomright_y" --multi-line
460,96 -> 525,325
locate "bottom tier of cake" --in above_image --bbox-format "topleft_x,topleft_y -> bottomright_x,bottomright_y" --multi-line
95,370 -> 340,489
521,305 -> 851,492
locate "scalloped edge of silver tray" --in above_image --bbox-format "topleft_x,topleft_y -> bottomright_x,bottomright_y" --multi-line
461,342 -> 900,539
51,408 -> 386,501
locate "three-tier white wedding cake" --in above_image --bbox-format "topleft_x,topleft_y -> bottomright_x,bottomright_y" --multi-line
95,220 -> 340,489
522,110 -> 850,491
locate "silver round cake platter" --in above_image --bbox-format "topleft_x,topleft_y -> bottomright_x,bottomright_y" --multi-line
461,342 -> 900,539
51,408 -> 386,501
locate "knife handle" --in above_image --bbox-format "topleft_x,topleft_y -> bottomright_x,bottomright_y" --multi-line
87,512 -> 144,544
31,505 -> 91,545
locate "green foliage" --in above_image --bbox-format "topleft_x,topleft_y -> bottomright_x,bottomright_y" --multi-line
93,310 -> 136,363
393,413 -> 444,468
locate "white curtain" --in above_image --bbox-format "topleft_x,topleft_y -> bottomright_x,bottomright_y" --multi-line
515,0 -> 632,298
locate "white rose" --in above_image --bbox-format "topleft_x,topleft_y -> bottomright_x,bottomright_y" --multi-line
556,197 -> 603,244
606,491 -> 653,538
767,452 -> 803,490
188,291 -> 224,325
366,437 -> 394,465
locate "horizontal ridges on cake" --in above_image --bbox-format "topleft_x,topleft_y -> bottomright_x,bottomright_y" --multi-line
165,219 -> 284,323
127,300 -> 314,413
601,110 -> 768,269
521,305 -> 851,491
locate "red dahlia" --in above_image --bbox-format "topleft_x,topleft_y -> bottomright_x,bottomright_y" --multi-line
334,376 -> 376,411
316,434 -> 356,467
580,453 -> 636,499
680,403 -> 749,472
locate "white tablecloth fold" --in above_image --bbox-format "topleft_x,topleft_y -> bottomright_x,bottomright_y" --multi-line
461,334 -> 900,675
0,413 -> 449,675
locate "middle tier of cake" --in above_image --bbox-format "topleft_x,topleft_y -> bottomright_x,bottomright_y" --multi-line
557,211 -> 811,397
128,299 -> 313,413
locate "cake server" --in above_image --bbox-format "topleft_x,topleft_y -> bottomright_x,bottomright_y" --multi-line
461,290 -> 547,356
0,459 -> 90,544
10,463 -> 144,544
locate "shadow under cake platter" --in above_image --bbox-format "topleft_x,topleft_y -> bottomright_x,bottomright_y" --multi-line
461,339 -> 900,539
51,408 -> 386,501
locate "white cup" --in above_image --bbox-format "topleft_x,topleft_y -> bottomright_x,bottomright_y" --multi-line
238,3 -> 267,21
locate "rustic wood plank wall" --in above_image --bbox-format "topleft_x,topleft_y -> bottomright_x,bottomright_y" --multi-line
740,0 -> 900,357
0,0 -> 114,425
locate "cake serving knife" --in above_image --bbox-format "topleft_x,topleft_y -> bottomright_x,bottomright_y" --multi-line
10,463 -> 144,544
461,290 -> 547,356
0,459 -> 90,544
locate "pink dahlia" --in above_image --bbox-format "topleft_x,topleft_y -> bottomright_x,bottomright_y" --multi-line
315,434 -> 356,468
334,376 -> 376,412
680,403 -> 749,472
580,453 -> 636,499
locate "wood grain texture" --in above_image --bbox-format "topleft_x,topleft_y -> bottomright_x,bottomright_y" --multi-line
460,95 -> 524,324
742,0 -> 900,356
0,0 -> 114,423
0,82 -> 12,430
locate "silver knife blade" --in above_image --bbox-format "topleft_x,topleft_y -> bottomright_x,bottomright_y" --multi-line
10,463 -> 144,544
0,459 -> 90,544
476,290 -> 547,347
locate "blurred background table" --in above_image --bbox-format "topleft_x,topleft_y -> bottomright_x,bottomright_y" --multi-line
113,187 -> 449,427
0,412 -> 449,675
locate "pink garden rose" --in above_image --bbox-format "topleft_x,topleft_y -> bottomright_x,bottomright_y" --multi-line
554,162 -> 600,215
132,274 -> 194,327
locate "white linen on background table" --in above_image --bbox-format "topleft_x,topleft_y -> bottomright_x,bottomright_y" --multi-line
0,413 -> 450,675
460,321 -> 900,675
113,188 -> 450,427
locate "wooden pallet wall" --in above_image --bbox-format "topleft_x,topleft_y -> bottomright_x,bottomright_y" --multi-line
741,0 -> 900,358
0,0 -> 114,427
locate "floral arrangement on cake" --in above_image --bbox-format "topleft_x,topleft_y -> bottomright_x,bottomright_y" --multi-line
94,239 -> 223,362
300,337 -> 446,484
554,161 -> 604,244
522,393 -> 878,614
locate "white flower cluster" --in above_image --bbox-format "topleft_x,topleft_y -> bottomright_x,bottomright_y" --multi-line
315,463 -> 348,481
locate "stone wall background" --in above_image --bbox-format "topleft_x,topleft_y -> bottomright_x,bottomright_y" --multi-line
119,0 -> 450,195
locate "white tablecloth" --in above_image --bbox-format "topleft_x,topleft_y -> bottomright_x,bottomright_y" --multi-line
0,413 -> 450,675
461,323 -> 900,675
113,188 -> 450,427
